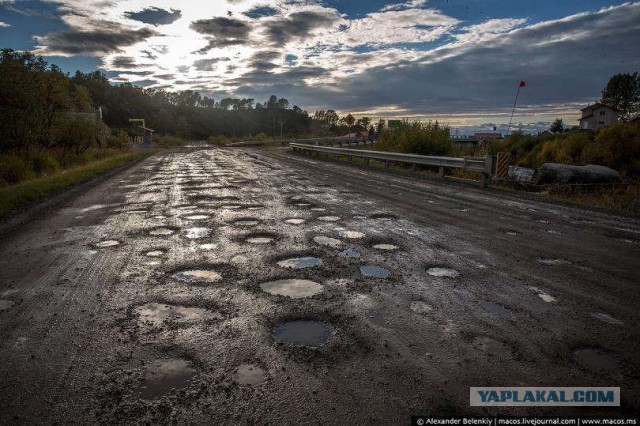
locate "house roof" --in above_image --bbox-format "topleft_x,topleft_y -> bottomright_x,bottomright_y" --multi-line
580,103 -> 621,112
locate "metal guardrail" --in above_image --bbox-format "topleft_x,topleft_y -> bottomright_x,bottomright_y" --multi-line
227,136 -> 375,148
290,143 -> 494,188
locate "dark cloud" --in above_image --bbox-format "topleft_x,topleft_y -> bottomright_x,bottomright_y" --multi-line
193,57 -> 231,71
35,26 -> 158,55
124,7 -> 182,26
154,73 -> 176,80
264,10 -> 340,45
190,17 -> 252,52
243,5 -> 279,19
110,55 -> 139,69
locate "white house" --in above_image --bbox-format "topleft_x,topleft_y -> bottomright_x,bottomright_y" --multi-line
578,103 -> 620,130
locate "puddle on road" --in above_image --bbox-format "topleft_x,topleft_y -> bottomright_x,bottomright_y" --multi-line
591,312 -> 623,325
221,204 -> 243,210
506,231 -> 518,236
233,219 -> 260,227
370,213 -> 398,220
231,254 -> 249,263
185,227 -> 211,239
410,301 -> 433,314
284,218 -> 306,225
260,279 -> 324,298
138,359 -> 197,400
145,250 -> 165,257
81,204 -> 107,212
95,240 -> 120,248
277,257 -> 322,269
318,216 -> 340,222
272,320 -> 332,347
0,300 -> 15,311
472,336 -> 512,359
295,203 -> 312,207
360,265 -> 391,278
310,208 -> 326,212
528,286 -> 557,303
135,303 -> 210,327
174,269 -> 222,283
313,236 -> 342,248
150,228 -> 175,236
479,301 -> 512,318
233,364 -> 265,386
373,243 -> 398,251
246,237 -> 273,244
337,230 -> 365,239
574,349 -> 620,376
339,248 -> 361,258
537,258 -> 570,266
199,243 -> 217,250
367,310 -> 390,327
427,267 -> 459,278
184,214 -> 210,220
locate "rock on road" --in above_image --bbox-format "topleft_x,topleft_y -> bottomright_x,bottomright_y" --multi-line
0,146 -> 639,423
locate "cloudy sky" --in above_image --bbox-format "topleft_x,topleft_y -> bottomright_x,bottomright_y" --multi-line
1,0 -> 639,134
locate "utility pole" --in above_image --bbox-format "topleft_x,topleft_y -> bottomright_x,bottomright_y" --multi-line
507,80 -> 526,136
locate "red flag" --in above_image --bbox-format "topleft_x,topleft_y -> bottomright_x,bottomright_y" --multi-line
519,81 -> 526,87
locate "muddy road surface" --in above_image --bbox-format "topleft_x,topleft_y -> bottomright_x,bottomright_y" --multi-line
1,147 -> 639,424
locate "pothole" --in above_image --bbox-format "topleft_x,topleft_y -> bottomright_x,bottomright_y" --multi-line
149,228 -> 176,236
233,364 -> 265,386
310,207 -> 326,212
277,257 -> 322,269
244,233 -> 277,244
135,303 -> 212,327
233,218 -> 260,227
318,216 -> 340,222
95,240 -> 120,248
337,230 -> 365,239
410,301 -> 433,314
360,265 -> 390,278
260,279 -> 324,298
313,236 -> 342,248
373,243 -> 398,251
537,258 -> 570,266
185,227 -> 211,239
0,300 -> 15,311
137,359 -> 197,400
272,320 -> 332,347
184,214 -> 210,220
284,218 -> 306,225
145,250 -> 165,257
231,254 -> 249,263
528,286 -> 556,303
338,248 -> 361,258
574,348 -> 620,376
479,300 -> 512,318
591,312 -> 623,325
221,204 -> 243,210
173,269 -> 222,283
427,267 -> 459,278
472,336 -> 512,358
199,243 -> 217,250
370,213 -> 398,220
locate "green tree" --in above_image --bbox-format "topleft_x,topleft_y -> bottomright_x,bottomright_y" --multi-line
344,113 -> 355,135
549,118 -> 564,133
600,72 -> 640,121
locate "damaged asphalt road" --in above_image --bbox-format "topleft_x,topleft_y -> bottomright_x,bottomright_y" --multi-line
0,146 -> 639,423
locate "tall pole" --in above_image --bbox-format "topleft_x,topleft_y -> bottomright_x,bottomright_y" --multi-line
507,81 -> 525,136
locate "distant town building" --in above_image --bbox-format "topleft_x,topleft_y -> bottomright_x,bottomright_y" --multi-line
473,132 -> 503,140
578,103 -> 620,130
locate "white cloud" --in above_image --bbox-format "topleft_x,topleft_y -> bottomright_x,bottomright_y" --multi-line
0,21 -> 11,27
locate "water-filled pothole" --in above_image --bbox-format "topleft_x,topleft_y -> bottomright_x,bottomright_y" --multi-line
184,214 -> 210,220
233,218 -> 260,227
373,243 -> 398,251
276,257 -> 322,269
574,348 -> 620,375
0,300 -> 15,311
173,269 -> 222,283
185,227 -> 211,239
272,320 -> 332,347
137,359 -> 197,400
370,213 -> 398,220
410,301 -> 433,314
145,250 -> 165,257
284,218 -> 305,225
337,230 -> 365,239
135,303 -> 211,327
244,233 -> 277,244
360,265 -> 391,278
150,228 -> 176,236
427,267 -> 459,278
479,300 -> 512,318
591,312 -> 623,325
260,279 -> 324,298
528,286 -> 556,303
318,216 -> 340,222
338,248 -> 361,258
313,236 -> 342,247
233,364 -> 265,386
95,240 -> 120,248
537,258 -> 570,266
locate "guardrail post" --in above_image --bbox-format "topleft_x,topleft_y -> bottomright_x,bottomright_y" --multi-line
438,166 -> 445,178
348,155 -> 353,164
411,164 -> 416,172
481,172 -> 489,188
385,160 -> 390,171
365,158 -> 370,166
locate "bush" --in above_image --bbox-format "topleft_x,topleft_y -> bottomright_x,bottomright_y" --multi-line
377,120 -> 452,156
31,151 -> 60,175
0,154 -> 34,185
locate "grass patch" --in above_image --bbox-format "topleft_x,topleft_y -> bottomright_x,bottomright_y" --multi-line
0,151 -> 148,219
